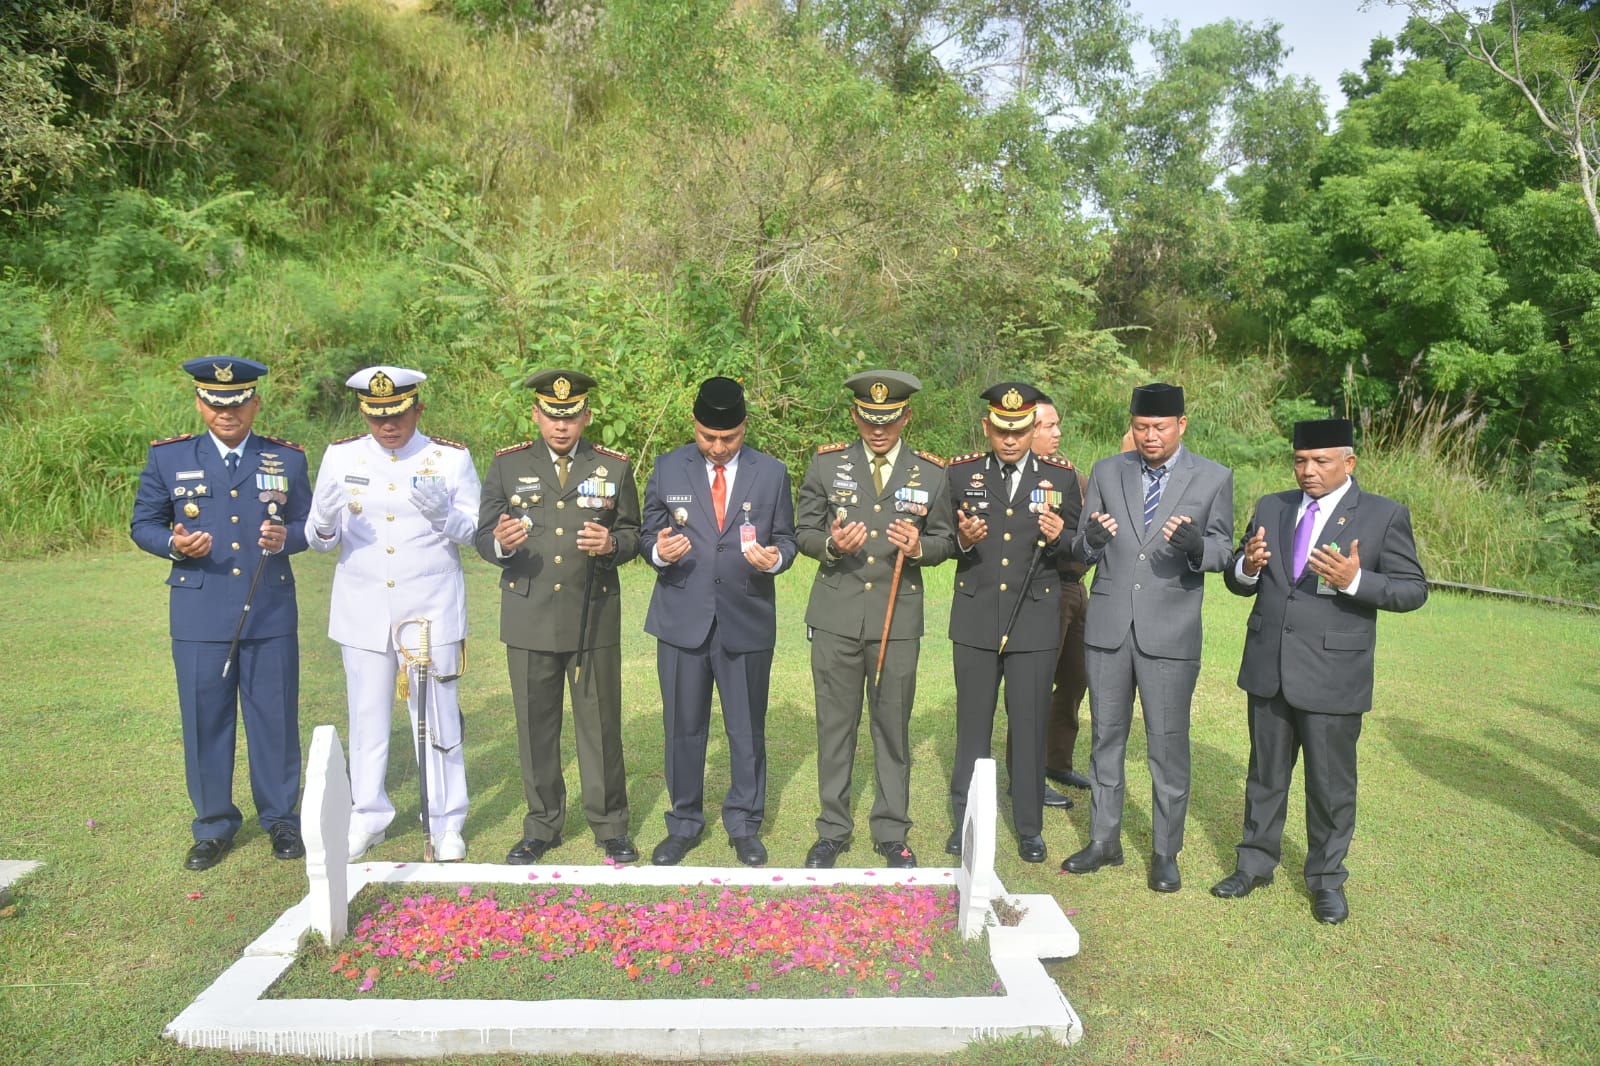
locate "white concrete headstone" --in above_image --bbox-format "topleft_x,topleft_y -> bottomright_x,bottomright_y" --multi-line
957,757 -> 999,938
301,725 -> 351,947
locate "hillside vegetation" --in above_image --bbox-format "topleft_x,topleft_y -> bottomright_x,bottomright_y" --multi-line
2,0 -> 1596,594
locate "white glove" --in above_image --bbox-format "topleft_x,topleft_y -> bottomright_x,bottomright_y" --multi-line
311,479 -> 345,534
409,481 -> 451,528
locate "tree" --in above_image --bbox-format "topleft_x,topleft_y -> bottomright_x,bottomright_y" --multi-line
1383,0 -> 1600,238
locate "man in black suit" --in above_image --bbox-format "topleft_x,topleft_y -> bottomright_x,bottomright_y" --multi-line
1211,418 -> 1428,924
641,377 -> 798,868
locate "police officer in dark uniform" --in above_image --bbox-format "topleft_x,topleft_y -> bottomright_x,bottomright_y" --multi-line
795,370 -> 957,869
131,357 -> 312,871
945,382 -> 1081,864
476,369 -> 642,865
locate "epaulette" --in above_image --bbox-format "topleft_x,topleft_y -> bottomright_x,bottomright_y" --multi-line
260,434 -> 303,452
429,435 -> 468,450
948,452 -> 984,465
328,434 -> 364,446
593,443 -> 630,462
150,433 -> 194,447
914,448 -> 946,468
1039,454 -> 1074,470
817,442 -> 849,454
496,440 -> 533,457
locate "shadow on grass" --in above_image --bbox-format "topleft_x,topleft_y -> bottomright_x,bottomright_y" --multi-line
1384,717 -> 1600,860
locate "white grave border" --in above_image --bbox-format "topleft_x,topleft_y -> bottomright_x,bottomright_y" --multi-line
165,736 -> 1081,1060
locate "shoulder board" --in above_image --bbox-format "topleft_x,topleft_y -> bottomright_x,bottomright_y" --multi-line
816,442 -> 849,454
429,435 -> 468,450
1039,454 -> 1074,470
328,434 -> 364,446
150,433 -> 194,447
496,441 -> 534,457
259,434 -> 303,452
593,443 -> 630,462
949,452 -> 984,465
913,448 -> 946,468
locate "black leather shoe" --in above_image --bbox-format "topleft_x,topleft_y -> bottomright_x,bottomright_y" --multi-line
269,823 -> 305,861
1148,852 -> 1181,893
184,837 -> 231,871
1312,887 -> 1349,925
1043,785 -> 1074,809
945,828 -> 963,857
729,835 -> 767,867
505,834 -> 562,865
805,838 -> 850,869
1046,767 -> 1092,790
600,836 -> 638,864
874,840 -> 917,869
1062,839 -> 1124,874
1211,869 -> 1273,899
651,833 -> 702,866
1017,834 -> 1047,863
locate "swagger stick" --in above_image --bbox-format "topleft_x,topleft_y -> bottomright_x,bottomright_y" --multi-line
572,502 -> 619,688
874,551 -> 905,688
395,617 -> 435,863
222,514 -> 284,679
998,503 -> 1061,655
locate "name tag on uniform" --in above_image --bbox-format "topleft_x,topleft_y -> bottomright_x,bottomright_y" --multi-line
177,470 -> 203,481
343,474 -> 370,485
666,494 -> 693,505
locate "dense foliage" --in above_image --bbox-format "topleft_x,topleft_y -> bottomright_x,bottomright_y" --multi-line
0,0 -> 1595,590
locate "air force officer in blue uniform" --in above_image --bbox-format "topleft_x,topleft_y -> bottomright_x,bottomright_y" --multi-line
642,377 -> 797,867
131,357 -> 311,871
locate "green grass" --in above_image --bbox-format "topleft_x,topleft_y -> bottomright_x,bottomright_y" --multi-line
1,548 -> 1598,1064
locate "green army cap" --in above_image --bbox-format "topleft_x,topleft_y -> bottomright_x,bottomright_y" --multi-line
522,368 -> 596,418
843,369 -> 921,425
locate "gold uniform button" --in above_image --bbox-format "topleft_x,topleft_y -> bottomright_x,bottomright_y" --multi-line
1005,507 -> 1014,517
864,581 -> 874,590
553,583 -> 562,592
506,581 -> 515,589
555,527 -> 564,536
873,504 -> 882,513
386,580 -> 395,588
232,568 -> 242,576
1003,532 -> 1012,541
230,515 -> 240,524
869,530 -> 879,538
387,514 -> 395,522
389,483 -> 396,491
230,490 -> 239,498
999,583 -> 1008,592
1002,558 -> 1010,567
557,500 -> 566,510
231,542 -> 240,550
386,546 -> 395,554
867,556 -> 876,565
554,555 -> 563,564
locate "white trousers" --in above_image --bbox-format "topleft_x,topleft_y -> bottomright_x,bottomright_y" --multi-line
342,641 -> 468,835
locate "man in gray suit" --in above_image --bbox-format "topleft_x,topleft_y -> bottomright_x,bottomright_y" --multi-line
1063,383 -> 1233,892
642,377 -> 798,868
1211,418 -> 1427,924
477,369 -> 641,866
795,370 -> 957,869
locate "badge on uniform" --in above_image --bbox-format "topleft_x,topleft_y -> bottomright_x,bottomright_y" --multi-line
509,493 -> 537,530
962,488 -> 989,512
412,474 -> 445,489
1029,488 -> 1063,514
894,487 -> 930,516
577,477 -> 617,510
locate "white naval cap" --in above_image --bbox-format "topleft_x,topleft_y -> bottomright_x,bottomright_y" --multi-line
346,366 -> 426,416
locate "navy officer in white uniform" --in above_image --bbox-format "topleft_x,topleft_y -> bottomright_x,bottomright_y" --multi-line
306,367 -> 481,861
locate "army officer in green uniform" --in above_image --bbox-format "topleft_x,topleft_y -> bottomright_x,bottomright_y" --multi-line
476,369 -> 642,865
796,370 -> 957,868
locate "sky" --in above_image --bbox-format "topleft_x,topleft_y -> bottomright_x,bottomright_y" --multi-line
1128,0 -> 1412,115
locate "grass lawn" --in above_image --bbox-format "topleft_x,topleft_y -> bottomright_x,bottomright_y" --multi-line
1,546 -> 1597,1065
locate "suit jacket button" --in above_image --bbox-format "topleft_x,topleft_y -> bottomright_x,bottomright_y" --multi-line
230,489 -> 239,498
999,583 -> 1008,592
232,568 -> 241,576
1133,582 -> 1141,591
715,578 -> 723,584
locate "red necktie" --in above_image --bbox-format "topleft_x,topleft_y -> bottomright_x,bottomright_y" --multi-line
712,464 -> 727,530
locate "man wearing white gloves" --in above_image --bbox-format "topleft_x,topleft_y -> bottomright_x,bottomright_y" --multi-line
306,367 -> 481,861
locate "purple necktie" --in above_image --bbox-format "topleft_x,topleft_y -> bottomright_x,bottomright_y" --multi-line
1291,499 -> 1320,582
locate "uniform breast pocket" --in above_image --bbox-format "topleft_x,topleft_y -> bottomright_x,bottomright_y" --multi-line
167,567 -> 205,589
954,575 -> 977,599
1324,630 -> 1366,651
